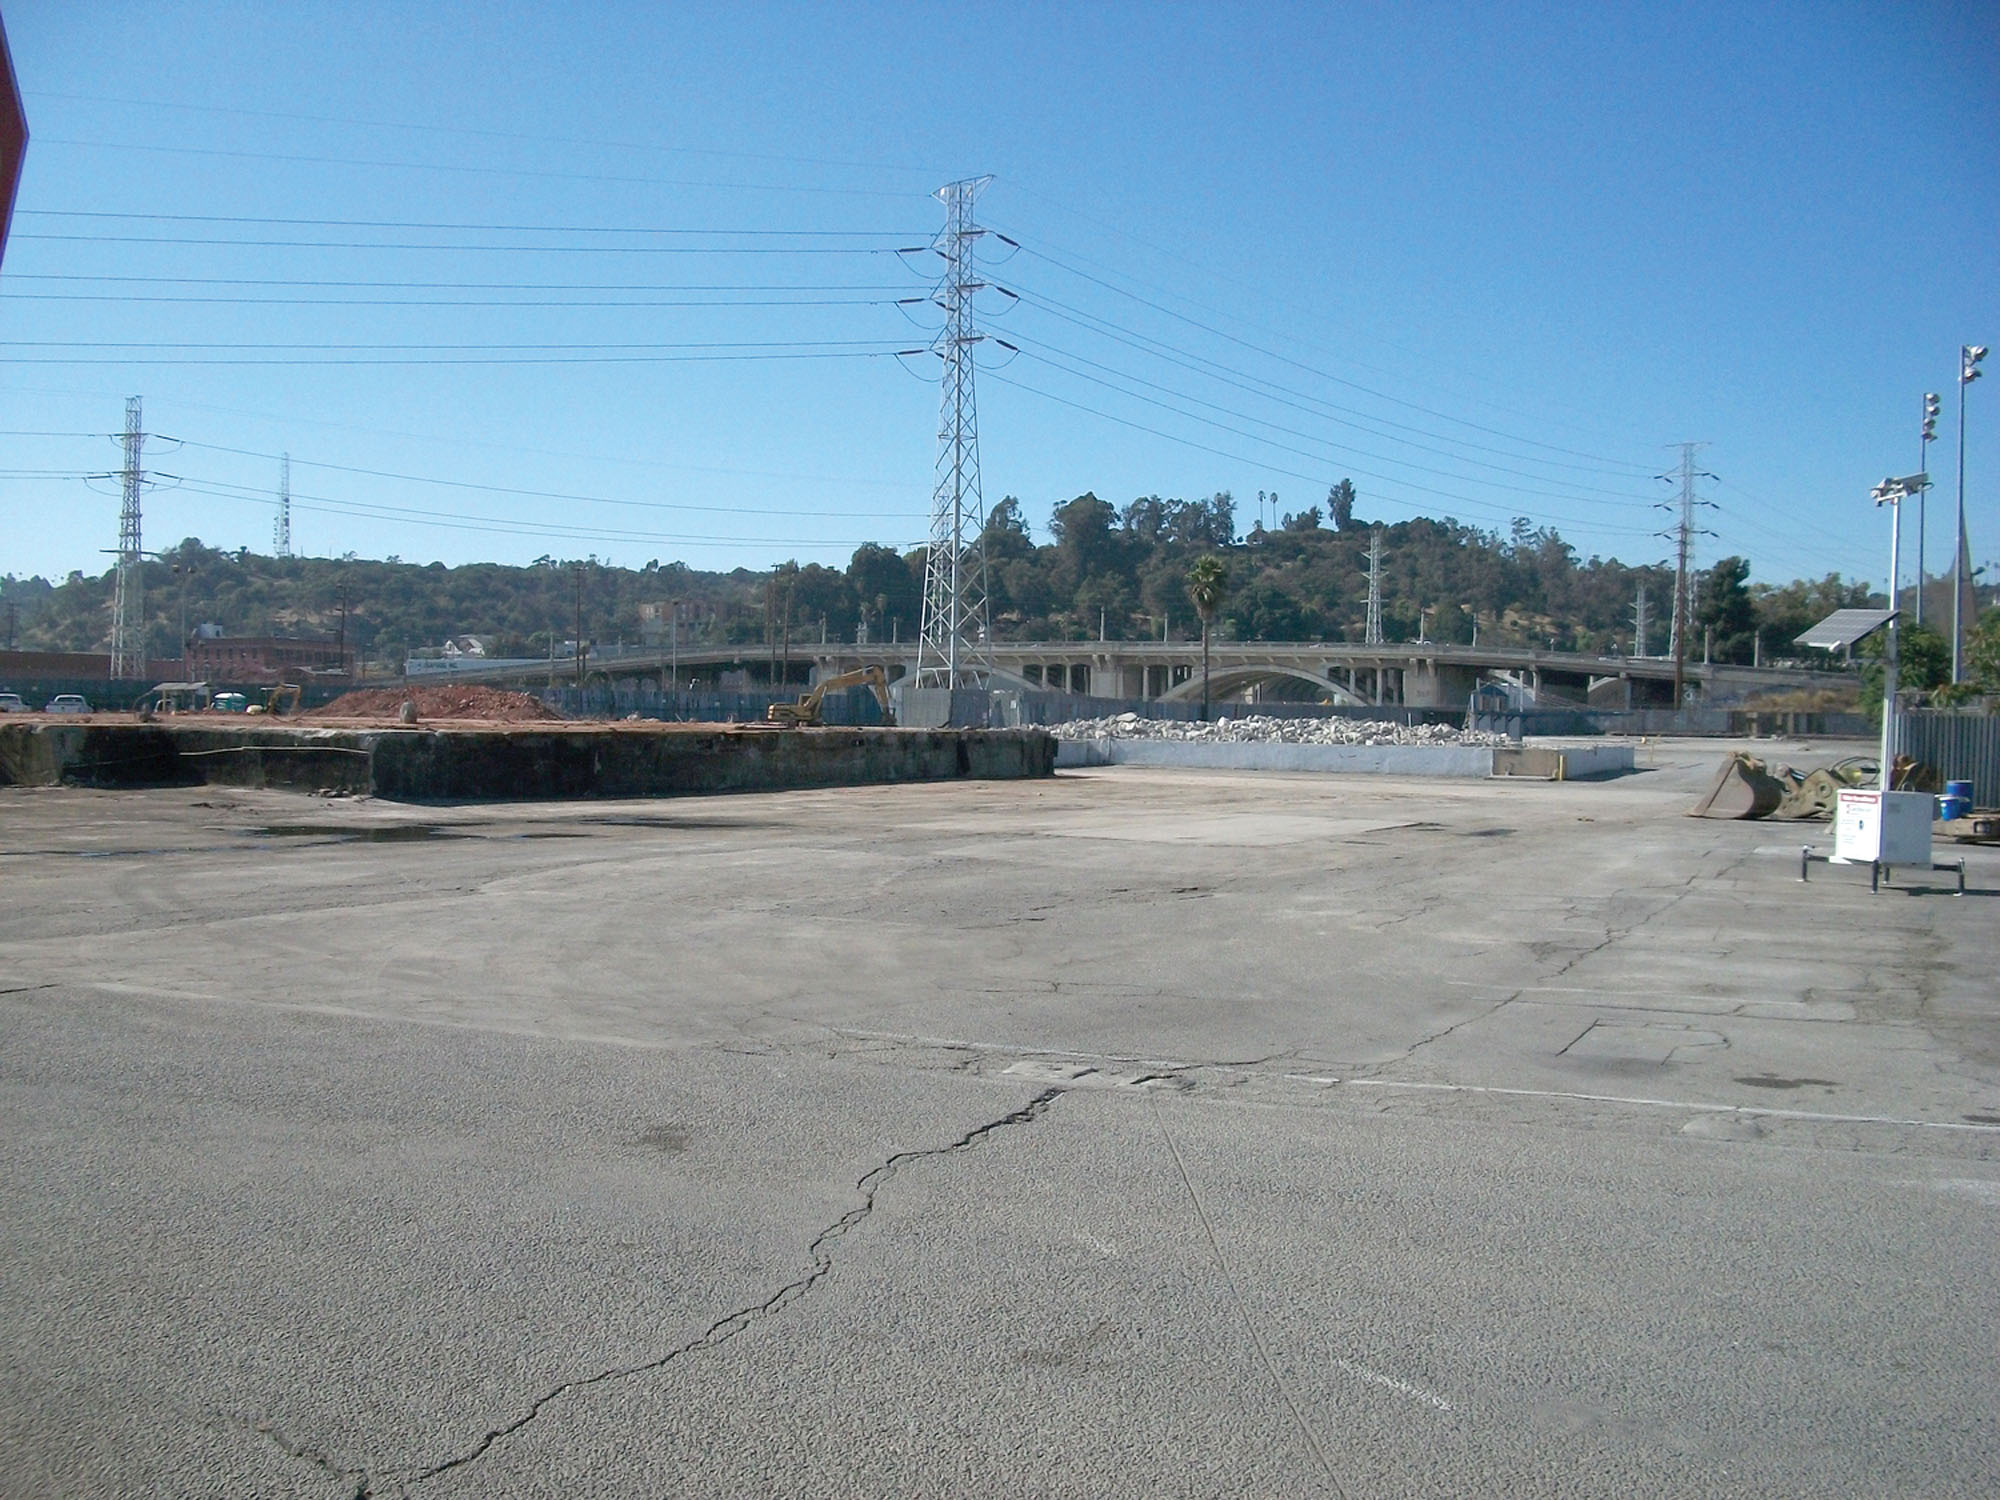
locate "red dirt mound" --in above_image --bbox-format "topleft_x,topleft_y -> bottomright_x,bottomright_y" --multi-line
311,685 -> 568,723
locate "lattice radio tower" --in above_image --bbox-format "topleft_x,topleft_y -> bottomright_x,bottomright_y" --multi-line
273,452 -> 293,558
1364,526 -> 1384,645
915,175 -> 996,689
110,396 -> 146,679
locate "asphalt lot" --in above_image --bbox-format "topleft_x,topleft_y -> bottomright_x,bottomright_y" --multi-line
2,739 -> 1997,1498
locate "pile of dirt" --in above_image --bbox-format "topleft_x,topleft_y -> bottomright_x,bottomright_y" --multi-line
311,685 -> 569,723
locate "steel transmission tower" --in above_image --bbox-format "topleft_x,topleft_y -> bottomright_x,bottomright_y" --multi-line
1655,442 -> 1716,707
273,453 -> 293,558
915,176 -> 995,690
1365,526 -> 1384,645
110,396 -> 146,679
1633,580 -> 1650,657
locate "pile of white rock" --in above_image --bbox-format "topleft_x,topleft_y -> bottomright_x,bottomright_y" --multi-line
1048,711 -> 1509,748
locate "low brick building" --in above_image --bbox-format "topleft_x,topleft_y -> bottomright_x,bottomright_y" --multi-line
184,636 -> 350,685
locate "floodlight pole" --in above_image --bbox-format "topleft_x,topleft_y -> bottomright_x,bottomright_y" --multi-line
1872,473 -> 1928,790
1877,482 -> 1902,791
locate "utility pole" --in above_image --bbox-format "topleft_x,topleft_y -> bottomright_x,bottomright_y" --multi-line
1917,393 -> 1939,625
273,453 -> 293,559
111,396 -> 146,679
3,599 -> 16,651
1655,442 -> 1716,709
572,561 -> 586,694
1365,526 -> 1384,645
1633,580 -> 1650,657
915,175 -> 996,693
1954,344 -> 1986,682
335,578 -> 351,677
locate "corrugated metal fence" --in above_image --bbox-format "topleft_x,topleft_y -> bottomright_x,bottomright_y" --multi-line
1899,711 -> 2000,807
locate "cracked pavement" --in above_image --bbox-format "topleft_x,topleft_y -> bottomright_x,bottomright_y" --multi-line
2,739 -> 1998,1496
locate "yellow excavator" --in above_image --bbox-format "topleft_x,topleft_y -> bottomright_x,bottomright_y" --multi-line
765,665 -> 894,727
245,683 -> 303,717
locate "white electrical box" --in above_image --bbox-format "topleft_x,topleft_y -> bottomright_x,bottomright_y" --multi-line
1833,788 -> 1934,866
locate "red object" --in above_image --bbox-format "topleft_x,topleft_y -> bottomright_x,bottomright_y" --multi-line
0,12 -> 25,270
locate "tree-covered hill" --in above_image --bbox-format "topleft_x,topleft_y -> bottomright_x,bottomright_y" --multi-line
1,480 -> 1909,669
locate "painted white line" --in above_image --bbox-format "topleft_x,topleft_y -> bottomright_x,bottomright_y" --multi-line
1333,1359 -> 1453,1413
1335,1077 -> 2000,1133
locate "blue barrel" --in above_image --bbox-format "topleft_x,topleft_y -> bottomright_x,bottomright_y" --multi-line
1940,779 -> 1974,820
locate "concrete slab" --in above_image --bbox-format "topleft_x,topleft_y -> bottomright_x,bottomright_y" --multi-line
1,742 -> 1995,1497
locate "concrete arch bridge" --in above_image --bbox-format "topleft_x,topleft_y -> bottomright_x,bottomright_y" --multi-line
418,638 -> 1830,710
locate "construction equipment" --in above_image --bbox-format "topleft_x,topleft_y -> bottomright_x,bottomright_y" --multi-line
765,666 -> 894,727
246,683 -> 302,717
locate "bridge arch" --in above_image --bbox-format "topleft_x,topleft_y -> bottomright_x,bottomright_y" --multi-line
1157,663 -> 1373,707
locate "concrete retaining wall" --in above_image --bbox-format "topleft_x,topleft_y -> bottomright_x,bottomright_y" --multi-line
0,722 -> 1056,801
1053,736 -> 1633,780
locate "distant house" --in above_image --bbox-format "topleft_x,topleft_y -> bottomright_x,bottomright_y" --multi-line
441,635 -> 492,658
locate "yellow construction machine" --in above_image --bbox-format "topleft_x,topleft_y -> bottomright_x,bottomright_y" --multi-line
246,683 -> 303,717
765,666 -> 894,727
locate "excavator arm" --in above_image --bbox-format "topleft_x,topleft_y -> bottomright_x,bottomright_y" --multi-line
765,665 -> 894,727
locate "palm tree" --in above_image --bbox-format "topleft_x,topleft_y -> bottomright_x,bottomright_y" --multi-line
1186,553 -> 1229,720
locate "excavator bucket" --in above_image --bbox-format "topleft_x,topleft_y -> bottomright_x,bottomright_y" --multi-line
1688,753 -> 1785,820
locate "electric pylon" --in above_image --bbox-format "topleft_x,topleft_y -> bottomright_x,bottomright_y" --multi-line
110,396 -> 146,679
915,175 -> 995,691
1655,442 -> 1716,707
274,452 -> 293,558
1633,580 -> 1650,657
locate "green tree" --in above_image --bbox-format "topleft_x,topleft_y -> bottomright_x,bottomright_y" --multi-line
1966,606 -> 2000,692
1858,621 -> 1952,718
1696,556 -> 1757,663
1326,478 -> 1356,531
1186,553 -> 1230,720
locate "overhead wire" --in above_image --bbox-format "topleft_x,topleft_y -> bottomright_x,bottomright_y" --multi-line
152,474 -> 915,552
1006,332 -> 1656,511
983,369 -> 1655,537
34,136 -> 933,198
161,437 -> 922,521
1001,186 -> 1659,454
996,233 -> 1661,475
1003,279 -> 1658,491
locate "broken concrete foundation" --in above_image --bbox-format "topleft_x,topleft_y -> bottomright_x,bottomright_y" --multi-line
0,721 -> 1057,800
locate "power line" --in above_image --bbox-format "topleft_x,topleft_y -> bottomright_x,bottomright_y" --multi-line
1002,237 -> 1661,474
161,438 -> 923,519
19,210 -> 906,235
155,473 -> 919,551
1007,337 -> 1654,510
1005,281 -> 1656,488
10,274 -> 913,290
13,231 -> 905,253
6,292 -> 903,309
985,367 -> 1655,538
994,196 -> 1656,457
33,136 -> 933,197
5,347 -> 912,367
22,90 -> 945,177
991,352 -> 1660,534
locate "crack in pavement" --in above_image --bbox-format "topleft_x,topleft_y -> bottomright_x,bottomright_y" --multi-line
410,1086 -> 1065,1485
232,1413 -> 386,1500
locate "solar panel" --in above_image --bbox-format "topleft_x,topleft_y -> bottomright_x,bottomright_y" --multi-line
1795,608 -> 1893,650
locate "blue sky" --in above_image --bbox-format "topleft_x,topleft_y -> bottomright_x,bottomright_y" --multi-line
2,1 -> 1995,597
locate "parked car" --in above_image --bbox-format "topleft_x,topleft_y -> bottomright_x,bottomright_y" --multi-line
44,694 -> 92,714
0,692 -> 26,713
